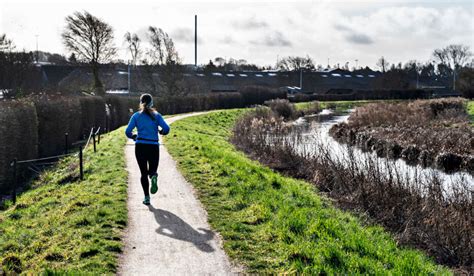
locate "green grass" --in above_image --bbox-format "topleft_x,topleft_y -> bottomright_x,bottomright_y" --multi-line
0,127 -> 128,274
295,100 -> 401,113
165,109 -> 449,274
467,100 -> 474,124
295,100 -> 373,111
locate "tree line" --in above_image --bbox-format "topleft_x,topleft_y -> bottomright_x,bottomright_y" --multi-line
0,10 -> 473,98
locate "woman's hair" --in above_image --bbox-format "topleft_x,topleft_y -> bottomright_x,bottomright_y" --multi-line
139,94 -> 156,121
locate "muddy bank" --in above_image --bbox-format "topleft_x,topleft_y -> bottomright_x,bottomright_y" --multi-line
329,123 -> 474,174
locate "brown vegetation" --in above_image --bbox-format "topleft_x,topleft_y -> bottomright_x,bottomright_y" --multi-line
331,98 -> 473,173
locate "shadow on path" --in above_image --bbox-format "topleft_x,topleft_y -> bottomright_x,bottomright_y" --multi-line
148,205 -> 215,253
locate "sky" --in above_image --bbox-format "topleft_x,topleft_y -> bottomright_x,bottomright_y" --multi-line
1,0 -> 473,69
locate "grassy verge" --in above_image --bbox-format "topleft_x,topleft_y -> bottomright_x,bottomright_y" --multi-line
165,110 -> 448,274
295,100 -> 374,112
0,127 -> 128,274
467,100 -> 474,124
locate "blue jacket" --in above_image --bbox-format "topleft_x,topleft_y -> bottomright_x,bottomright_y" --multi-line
125,111 -> 170,145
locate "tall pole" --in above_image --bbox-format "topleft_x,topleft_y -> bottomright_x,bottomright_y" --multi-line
355,59 -> 358,70
299,69 -> 303,90
35,35 -> 39,63
415,63 -> 419,89
453,66 -> 456,91
128,61 -> 131,96
195,15 -> 197,67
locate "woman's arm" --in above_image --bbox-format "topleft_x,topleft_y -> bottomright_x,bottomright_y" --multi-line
157,114 -> 170,135
125,113 -> 137,139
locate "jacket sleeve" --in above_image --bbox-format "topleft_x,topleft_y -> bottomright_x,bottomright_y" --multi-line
157,114 -> 170,135
125,113 -> 136,139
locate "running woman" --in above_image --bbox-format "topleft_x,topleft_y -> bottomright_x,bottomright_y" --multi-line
125,94 -> 170,205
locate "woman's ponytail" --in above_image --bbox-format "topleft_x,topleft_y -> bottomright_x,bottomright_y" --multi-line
139,94 -> 156,121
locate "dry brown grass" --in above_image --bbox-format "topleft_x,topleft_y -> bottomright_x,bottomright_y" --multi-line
348,98 -> 468,128
335,98 -> 473,173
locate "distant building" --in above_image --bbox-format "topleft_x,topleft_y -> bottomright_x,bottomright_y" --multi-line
36,64 -> 452,96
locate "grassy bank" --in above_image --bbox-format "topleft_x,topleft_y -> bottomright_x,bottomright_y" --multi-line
468,100 -> 474,124
0,127 -> 128,274
295,100 -> 375,112
165,110 -> 448,274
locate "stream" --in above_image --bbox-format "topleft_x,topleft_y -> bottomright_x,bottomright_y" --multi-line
286,110 -> 473,196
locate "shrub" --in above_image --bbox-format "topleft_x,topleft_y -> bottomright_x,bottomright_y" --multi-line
348,98 -> 468,128
0,100 -> 38,192
34,96 -> 83,157
105,96 -> 136,130
264,99 -> 297,120
239,85 -> 286,106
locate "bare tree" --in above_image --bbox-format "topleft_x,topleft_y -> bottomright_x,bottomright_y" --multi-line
0,34 -> 15,52
146,26 -> 183,95
376,56 -> 389,73
147,26 -> 180,66
276,55 -> 315,71
214,57 -> 225,67
0,35 -> 34,98
61,11 -> 116,96
124,32 -> 141,66
433,44 -> 472,70
237,59 -> 247,66
433,44 -> 472,90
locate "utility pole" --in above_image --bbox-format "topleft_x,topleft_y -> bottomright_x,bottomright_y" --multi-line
35,35 -> 39,63
415,62 -> 419,89
128,60 -> 131,96
194,15 -> 197,68
355,59 -> 358,70
299,69 -> 303,90
453,66 -> 456,91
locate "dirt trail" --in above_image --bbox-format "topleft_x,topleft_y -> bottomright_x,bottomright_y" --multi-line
118,112 -> 237,275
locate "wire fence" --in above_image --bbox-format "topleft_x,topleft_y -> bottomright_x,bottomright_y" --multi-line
6,126 -> 105,204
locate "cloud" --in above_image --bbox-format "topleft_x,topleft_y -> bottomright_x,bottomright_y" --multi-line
251,31 -> 292,47
220,35 -> 236,45
334,24 -> 351,32
346,33 -> 374,45
171,27 -> 203,44
334,23 -> 374,45
233,16 -> 268,29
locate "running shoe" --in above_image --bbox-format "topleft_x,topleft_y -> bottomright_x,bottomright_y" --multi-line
150,173 -> 158,194
143,196 -> 150,205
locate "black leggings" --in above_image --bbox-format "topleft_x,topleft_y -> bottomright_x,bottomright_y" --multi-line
135,143 -> 160,196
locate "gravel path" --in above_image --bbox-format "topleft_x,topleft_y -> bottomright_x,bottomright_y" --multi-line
118,112 -> 237,275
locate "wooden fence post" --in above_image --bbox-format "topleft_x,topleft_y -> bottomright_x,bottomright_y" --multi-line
65,133 -> 69,154
11,158 -> 17,204
79,146 -> 84,180
93,132 -> 96,153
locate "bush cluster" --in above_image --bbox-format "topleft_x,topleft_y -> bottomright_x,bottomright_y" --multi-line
331,98 -> 473,173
